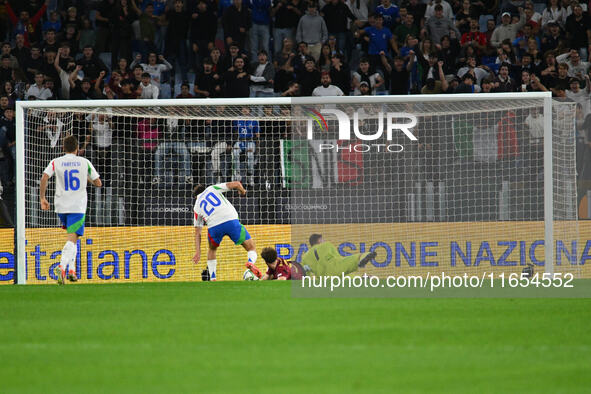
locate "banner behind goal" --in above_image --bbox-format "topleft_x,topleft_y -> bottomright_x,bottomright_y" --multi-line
14,94 -> 585,284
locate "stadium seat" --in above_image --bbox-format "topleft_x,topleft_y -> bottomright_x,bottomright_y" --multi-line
186,72 -> 195,84
89,10 -> 97,30
99,52 -> 112,70
159,83 -> 172,99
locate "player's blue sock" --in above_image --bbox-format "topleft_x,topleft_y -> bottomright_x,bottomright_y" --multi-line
207,260 -> 217,280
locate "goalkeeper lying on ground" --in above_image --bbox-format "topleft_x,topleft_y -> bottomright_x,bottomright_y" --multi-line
301,234 -> 376,276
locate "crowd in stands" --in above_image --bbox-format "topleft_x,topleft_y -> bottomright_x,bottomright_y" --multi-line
1,0 -> 591,199
0,0 -> 586,101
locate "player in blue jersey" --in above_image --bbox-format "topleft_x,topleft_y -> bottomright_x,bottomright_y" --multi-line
232,107 -> 260,186
192,181 -> 262,280
40,135 -> 102,284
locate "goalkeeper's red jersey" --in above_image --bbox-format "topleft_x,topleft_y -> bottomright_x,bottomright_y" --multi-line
266,258 -> 292,280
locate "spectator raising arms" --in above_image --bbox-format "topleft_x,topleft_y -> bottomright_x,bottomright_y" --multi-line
0,0 -> 584,105
130,52 -> 172,90
381,51 -> 415,95
5,0 -> 48,47
490,9 -> 526,48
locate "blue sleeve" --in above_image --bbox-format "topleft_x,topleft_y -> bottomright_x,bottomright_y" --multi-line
253,121 -> 260,134
385,28 -> 392,40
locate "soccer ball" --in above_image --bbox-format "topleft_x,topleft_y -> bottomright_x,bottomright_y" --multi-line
243,269 -> 259,281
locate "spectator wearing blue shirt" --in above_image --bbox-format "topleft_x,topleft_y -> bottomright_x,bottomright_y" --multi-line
249,0 -> 272,61
375,0 -> 399,31
399,34 -> 421,91
512,24 -> 541,59
219,0 -> 247,16
42,11 -> 62,33
232,107 -> 260,185
356,14 -> 395,72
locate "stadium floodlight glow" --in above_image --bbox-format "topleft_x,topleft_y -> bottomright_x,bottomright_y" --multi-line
14,93 -> 579,284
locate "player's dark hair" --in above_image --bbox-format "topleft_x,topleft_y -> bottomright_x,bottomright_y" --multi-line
309,234 -> 322,246
193,184 -> 206,198
63,135 -> 78,153
261,247 -> 277,264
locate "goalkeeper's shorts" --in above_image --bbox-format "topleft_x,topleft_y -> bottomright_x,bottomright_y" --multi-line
207,219 -> 251,247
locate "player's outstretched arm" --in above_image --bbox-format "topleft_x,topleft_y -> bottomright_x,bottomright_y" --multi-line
226,181 -> 247,196
39,173 -> 50,211
193,226 -> 202,264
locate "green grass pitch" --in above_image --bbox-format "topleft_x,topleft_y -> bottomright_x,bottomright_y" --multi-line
2,281 -> 590,393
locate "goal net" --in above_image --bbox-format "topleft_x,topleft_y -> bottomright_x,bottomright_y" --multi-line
14,94 -> 586,284
290,94 -> 583,280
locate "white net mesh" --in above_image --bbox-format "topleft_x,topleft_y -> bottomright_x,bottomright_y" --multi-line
22,103 -> 291,283
289,97 -> 583,279
17,96 -> 586,284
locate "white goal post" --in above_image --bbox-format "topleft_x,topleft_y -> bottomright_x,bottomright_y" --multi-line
15,92 -> 579,284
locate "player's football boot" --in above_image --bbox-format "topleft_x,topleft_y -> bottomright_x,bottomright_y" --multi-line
67,270 -> 78,282
245,262 -> 262,278
358,252 -> 377,268
56,267 -> 66,285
